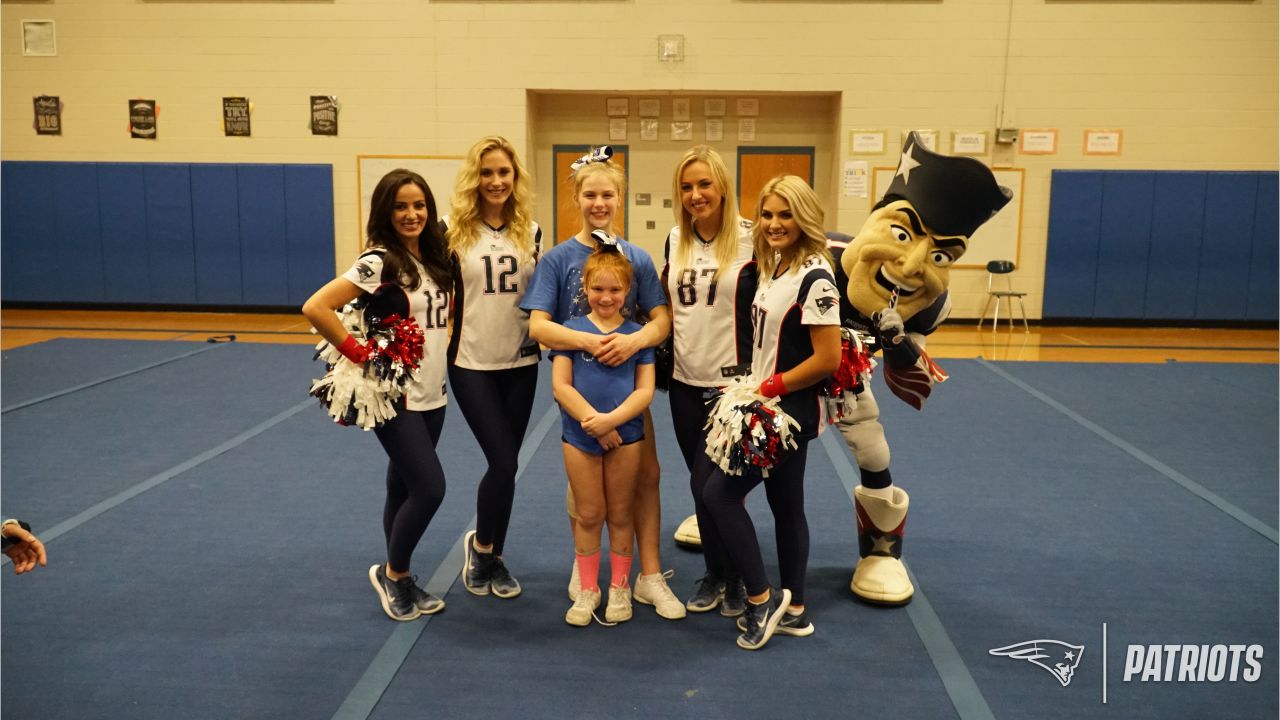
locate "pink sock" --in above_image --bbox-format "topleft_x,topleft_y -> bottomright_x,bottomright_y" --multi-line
576,551 -> 600,593
609,550 -> 633,588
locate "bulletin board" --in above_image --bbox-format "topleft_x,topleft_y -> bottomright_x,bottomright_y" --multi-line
355,155 -> 463,240
872,167 -> 1025,270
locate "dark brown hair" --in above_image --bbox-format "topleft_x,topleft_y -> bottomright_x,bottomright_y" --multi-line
366,169 -> 452,293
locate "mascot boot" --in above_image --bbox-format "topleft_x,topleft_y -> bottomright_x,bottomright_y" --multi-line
674,513 -> 701,549
851,486 -> 914,605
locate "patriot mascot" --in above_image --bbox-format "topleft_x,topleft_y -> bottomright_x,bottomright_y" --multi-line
832,131 -> 1011,604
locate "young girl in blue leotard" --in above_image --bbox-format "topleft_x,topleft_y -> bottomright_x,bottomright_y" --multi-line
550,244 -> 655,627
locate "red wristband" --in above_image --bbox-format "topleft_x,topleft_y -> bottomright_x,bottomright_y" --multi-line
337,335 -> 371,364
759,373 -> 788,398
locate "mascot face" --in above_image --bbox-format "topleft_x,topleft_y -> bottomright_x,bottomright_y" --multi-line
842,199 -> 968,322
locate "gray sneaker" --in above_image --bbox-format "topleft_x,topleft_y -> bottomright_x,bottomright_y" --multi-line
686,574 -> 725,613
368,564 -> 421,622
462,531 -> 492,596
488,556 -> 522,599
409,580 -> 445,615
720,578 -> 747,617
738,608 -> 813,637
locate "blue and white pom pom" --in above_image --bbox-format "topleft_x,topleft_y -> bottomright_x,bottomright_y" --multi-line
703,377 -> 801,477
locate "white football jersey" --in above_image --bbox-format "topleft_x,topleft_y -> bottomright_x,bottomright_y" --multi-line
342,251 -> 450,411
749,252 -> 841,435
444,217 -> 542,370
663,219 -> 756,387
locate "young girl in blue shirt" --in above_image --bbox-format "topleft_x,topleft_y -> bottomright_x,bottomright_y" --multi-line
550,244 -> 655,626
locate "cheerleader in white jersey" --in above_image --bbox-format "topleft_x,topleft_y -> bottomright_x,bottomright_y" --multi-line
702,175 -> 842,650
662,146 -> 757,617
303,169 -> 454,622
444,137 -> 542,600
522,152 -> 686,620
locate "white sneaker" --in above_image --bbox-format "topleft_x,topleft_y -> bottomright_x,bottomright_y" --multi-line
633,570 -> 687,620
565,587 -> 600,627
568,559 -> 580,601
605,584 -> 633,623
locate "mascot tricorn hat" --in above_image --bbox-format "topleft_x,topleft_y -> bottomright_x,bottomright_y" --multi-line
883,132 -> 1013,238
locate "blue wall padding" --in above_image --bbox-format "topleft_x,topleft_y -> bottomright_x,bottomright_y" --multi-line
1145,172 -> 1206,320
1,161 -> 333,307
284,165 -> 336,306
191,165 -> 243,305
1046,169 -> 1277,321
52,163 -> 107,303
1196,173 -> 1257,320
1094,172 -> 1155,318
237,165 -> 290,306
144,164 -> 197,304
1246,173 -> 1278,321
1043,171 -> 1103,318
3,163 -> 58,301
97,164 -> 151,303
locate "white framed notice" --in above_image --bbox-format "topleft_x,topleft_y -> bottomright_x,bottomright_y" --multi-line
738,118 -> 756,142
638,99 -> 661,118
640,118 -> 658,141
672,98 -> 691,122
850,130 -> 885,154
951,131 -> 988,156
704,98 -> 726,117
705,118 -> 724,142
606,97 -> 629,117
736,98 -> 759,117
1084,129 -> 1123,156
671,122 -> 693,141
1020,129 -> 1058,155
907,129 -> 938,152
609,118 -> 627,141
357,155 -> 463,242
21,20 -> 56,57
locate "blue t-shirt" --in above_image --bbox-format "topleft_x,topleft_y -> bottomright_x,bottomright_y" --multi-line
550,315 -> 655,455
521,236 -> 666,324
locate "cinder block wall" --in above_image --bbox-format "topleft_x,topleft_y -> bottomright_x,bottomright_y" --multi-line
3,0 -> 1276,317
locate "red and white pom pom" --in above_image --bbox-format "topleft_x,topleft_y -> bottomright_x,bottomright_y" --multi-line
703,378 -> 801,477
310,304 -> 425,430
824,328 -> 877,423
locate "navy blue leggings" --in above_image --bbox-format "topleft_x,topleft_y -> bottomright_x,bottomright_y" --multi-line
669,379 -> 736,581
702,440 -> 811,605
373,406 -> 446,574
447,363 -> 538,555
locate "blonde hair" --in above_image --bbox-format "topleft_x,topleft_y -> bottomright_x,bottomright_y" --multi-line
751,175 -> 833,277
447,136 -> 536,261
671,145 -> 742,276
571,159 -> 627,235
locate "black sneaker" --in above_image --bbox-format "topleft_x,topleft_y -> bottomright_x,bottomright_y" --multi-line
408,577 -> 445,615
720,577 -> 747,617
686,575 -> 725,613
368,564 -> 421,622
462,530 -> 493,596
738,608 -> 814,637
736,588 -> 791,650
488,556 -> 522,599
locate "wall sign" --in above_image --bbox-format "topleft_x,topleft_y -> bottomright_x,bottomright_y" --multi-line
310,95 -> 338,136
129,99 -> 157,139
33,95 -> 61,135
223,97 -> 250,137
